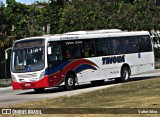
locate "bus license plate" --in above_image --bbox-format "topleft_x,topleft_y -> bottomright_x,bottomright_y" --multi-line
25,83 -> 31,87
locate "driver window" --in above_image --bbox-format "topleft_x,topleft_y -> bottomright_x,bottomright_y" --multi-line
48,42 -> 63,62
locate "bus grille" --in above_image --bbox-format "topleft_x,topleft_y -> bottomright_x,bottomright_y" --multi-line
18,73 -> 38,79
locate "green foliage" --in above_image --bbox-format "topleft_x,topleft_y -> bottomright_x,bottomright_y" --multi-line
57,0 -> 160,33
0,0 -> 159,78
0,0 -> 160,45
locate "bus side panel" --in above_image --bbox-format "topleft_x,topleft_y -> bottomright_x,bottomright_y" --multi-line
126,52 -> 154,75
46,59 -> 100,86
125,53 -> 141,75
77,70 -> 100,83
77,57 -> 122,83
74,52 -> 154,83
137,52 -> 155,73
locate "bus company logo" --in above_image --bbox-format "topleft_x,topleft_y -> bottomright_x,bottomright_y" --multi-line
102,55 -> 125,65
1,109 -> 42,115
2,109 -> 12,114
60,36 -> 79,40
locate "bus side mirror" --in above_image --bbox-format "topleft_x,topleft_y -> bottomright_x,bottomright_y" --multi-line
5,47 -> 12,60
5,52 -> 8,59
48,47 -> 52,55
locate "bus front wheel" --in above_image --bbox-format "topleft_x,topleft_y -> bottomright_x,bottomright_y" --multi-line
65,73 -> 75,90
34,88 -> 45,93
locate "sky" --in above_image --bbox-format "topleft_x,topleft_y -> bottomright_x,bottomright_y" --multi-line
1,0 -> 48,5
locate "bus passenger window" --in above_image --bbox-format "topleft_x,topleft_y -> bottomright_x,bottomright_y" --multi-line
139,36 -> 152,52
125,37 -> 139,53
84,49 -> 89,57
90,50 -> 95,57
74,48 -> 81,58
66,50 -> 72,58
110,38 -> 125,55
48,42 -> 63,62
82,40 -> 96,58
96,38 -> 109,56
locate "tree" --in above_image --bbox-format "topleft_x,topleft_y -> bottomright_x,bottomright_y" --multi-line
48,0 -> 69,34
0,2 -> 6,35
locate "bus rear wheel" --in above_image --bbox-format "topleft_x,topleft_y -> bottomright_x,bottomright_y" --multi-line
115,67 -> 130,83
65,73 -> 75,90
34,88 -> 45,93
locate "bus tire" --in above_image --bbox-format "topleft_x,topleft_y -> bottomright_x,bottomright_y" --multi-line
65,73 -> 75,90
34,88 -> 45,93
91,80 -> 104,86
121,67 -> 130,82
115,67 -> 130,83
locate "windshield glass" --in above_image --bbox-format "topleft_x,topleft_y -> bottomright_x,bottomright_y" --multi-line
12,40 -> 45,73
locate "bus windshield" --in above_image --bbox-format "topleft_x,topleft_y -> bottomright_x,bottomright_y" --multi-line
12,40 -> 45,73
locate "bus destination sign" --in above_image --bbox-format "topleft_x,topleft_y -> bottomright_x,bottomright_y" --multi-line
15,40 -> 44,48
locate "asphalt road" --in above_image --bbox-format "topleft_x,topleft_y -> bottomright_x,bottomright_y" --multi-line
1,69 -> 160,107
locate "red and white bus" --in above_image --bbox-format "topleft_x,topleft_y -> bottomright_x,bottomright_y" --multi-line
10,29 -> 155,93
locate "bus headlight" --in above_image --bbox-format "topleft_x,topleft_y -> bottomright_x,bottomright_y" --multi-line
39,71 -> 45,80
11,74 -> 17,82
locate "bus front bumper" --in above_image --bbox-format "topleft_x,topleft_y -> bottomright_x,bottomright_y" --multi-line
11,76 -> 53,90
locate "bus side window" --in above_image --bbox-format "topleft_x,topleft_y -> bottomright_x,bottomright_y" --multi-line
48,42 -> 63,62
64,41 -> 82,59
66,50 -> 72,58
125,37 -> 139,53
84,49 -> 89,57
83,40 -> 96,57
90,50 -> 95,57
96,38 -> 109,56
74,48 -> 81,58
139,36 -> 152,52
110,38 -> 125,55
112,40 -> 118,54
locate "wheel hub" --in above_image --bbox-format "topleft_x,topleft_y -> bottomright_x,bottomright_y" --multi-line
123,70 -> 129,80
68,78 -> 73,86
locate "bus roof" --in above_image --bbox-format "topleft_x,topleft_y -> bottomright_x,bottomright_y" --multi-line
15,29 -> 150,42
64,29 -> 122,35
49,30 -> 150,41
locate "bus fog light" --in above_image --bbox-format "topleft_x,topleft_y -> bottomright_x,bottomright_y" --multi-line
39,71 -> 44,80
11,74 -> 17,82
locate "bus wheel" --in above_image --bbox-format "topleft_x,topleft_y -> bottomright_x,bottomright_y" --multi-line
65,73 -> 75,90
121,67 -> 130,82
34,88 -> 45,93
91,80 -> 104,86
115,67 -> 130,83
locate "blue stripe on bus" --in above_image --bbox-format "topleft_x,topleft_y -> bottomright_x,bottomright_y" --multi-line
45,60 -> 72,75
74,64 -> 97,73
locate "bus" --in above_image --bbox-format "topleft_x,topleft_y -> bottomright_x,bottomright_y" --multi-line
10,29 -> 155,93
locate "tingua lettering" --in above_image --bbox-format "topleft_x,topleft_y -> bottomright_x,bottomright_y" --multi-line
102,55 -> 125,65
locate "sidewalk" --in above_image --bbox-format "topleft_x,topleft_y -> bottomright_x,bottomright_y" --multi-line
0,78 -> 11,87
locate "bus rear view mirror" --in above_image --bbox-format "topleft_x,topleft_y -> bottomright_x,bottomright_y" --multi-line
5,47 -> 12,60
48,47 -> 52,55
5,52 -> 8,59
